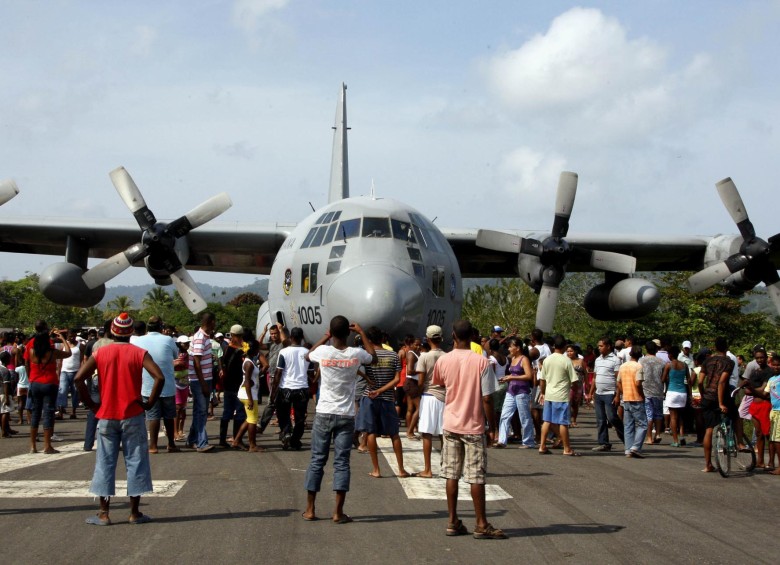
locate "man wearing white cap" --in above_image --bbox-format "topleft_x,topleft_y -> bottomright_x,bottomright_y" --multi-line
414,325 -> 446,478
679,341 -> 695,372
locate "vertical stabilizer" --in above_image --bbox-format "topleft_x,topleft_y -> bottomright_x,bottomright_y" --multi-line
328,83 -> 349,203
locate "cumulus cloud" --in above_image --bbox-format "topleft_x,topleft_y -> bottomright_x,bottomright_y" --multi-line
497,146 -> 567,197
485,7 -> 718,143
231,0 -> 289,32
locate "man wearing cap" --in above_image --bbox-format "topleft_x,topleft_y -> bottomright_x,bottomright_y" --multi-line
414,324 -> 446,478
679,341 -> 695,372
219,325 -> 247,449
133,316 -> 179,454
75,313 -> 165,526
186,312 -> 217,453
273,327 -> 311,451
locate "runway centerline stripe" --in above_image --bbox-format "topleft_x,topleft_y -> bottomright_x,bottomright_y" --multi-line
0,480 -> 186,498
0,442 -> 89,475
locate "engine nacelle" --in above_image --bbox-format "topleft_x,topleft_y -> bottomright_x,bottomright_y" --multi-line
143,236 -> 190,286
584,277 -> 660,321
39,262 -> 106,307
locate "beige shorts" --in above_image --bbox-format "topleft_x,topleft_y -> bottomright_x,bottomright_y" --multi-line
440,431 -> 487,484
770,410 -> 780,443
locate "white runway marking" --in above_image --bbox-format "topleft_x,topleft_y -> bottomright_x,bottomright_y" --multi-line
0,480 -> 187,498
376,436 -> 512,501
0,442 -> 88,475
0,442 -> 186,498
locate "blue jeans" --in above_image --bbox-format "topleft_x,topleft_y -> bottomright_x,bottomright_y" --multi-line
187,379 -> 212,449
594,393 -> 624,446
221,390 -> 247,425
57,371 -> 79,409
622,401 -> 648,454
84,410 -> 99,450
498,392 -> 535,446
29,382 -> 58,429
90,413 -> 153,497
304,413 -> 355,493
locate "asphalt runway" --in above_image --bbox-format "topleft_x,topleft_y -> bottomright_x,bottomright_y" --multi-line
1,402 -> 777,565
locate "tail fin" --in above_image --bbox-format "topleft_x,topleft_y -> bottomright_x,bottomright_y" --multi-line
328,83 -> 349,203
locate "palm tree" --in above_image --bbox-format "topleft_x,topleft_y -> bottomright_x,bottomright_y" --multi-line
142,287 -> 173,313
107,295 -> 134,316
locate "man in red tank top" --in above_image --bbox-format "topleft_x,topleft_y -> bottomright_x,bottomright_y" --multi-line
76,313 -> 165,526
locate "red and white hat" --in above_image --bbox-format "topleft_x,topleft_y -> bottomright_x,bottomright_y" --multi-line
111,312 -> 134,337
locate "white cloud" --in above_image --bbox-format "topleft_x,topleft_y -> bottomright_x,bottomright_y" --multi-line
485,7 -> 718,143
497,146 -> 567,197
231,0 -> 289,32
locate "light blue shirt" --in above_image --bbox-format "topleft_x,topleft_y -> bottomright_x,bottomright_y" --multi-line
134,332 -> 178,397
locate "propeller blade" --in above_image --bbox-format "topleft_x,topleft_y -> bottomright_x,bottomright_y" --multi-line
82,243 -> 148,289
535,284 -> 559,333
0,179 -> 19,206
109,167 -> 157,230
519,238 -> 544,257
551,171 -> 578,238
167,192 -> 233,237
171,267 -> 208,314
766,280 -> 780,318
687,253 -> 752,293
588,250 -> 636,274
476,230 -> 522,253
716,178 -> 755,240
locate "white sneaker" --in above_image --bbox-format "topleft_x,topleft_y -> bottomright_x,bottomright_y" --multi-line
50,434 -> 64,442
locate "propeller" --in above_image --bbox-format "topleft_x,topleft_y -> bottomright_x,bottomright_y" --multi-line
0,179 -> 20,206
476,171 -> 636,332
82,167 -> 232,313
687,178 -> 780,314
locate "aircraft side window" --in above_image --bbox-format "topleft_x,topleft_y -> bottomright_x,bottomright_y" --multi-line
362,217 -> 390,238
327,261 -> 341,275
413,263 -> 424,278
301,264 -> 310,293
310,263 -> 318,292
437,267 -> 446,297
431,266 -> 445,297
391,219 -> 416,242
330,245 -> 346,259
300,227 -> 318,249
407,247 -> 422,262
322,222 -> 338,245
422,228 -> 442,253
311,225 -> 328,247
338,219 -> 361,240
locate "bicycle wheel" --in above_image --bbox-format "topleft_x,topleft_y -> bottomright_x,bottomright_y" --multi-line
713,426 -> 730,477
735,434 -> 757,473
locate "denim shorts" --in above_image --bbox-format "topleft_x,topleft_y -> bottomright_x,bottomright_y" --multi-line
144,395 -> 176,421
542,400 -> 571,425
645,397 -> 664,420
355,396 -> 399,436
90,413 -> 153,497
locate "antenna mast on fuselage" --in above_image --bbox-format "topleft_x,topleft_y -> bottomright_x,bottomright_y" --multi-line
328,83 -> 349,203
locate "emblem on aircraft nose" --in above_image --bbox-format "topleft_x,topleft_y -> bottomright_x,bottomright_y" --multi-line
283,268 -> 292,295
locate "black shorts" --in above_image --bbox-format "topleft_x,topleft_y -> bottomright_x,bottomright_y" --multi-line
395,387 -> 405,407
701,398 -> 722,429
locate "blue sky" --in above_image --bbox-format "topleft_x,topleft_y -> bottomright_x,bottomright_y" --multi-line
1,0 -> 779,287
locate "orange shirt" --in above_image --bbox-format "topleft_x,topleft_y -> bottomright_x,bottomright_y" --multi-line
618,360 -> 644,402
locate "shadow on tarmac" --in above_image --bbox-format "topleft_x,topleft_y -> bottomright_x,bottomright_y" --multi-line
501,522 -> 625,537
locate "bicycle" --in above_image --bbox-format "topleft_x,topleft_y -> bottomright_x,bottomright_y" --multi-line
712,412 -> 756,477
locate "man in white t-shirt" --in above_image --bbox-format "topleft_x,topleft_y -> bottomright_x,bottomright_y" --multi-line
273,327 -> 311,451
302,316 -> 376,524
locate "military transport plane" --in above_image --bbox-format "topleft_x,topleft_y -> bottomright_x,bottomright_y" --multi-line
1,84 -> 779,344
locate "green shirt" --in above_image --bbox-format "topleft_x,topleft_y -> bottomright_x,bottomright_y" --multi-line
538,352 -> 577,403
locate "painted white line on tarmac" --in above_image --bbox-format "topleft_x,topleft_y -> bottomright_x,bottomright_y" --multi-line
376,436 -> 512,501
0,442 -> 88,475
0,480 -> 187,498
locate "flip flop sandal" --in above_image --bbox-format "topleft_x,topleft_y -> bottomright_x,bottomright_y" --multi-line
446,519 -> 468,536
301,512 -> 318,521
85,514 -> 111,526
333,514 -> 353,524
473,523 -> 507,539
129,514 -> 152,525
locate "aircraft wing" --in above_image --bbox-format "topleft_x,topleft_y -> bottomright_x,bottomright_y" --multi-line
441,228 -> 713,277
0,217 -> 294,275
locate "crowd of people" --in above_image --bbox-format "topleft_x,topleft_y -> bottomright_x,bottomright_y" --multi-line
1,316 -> 779,537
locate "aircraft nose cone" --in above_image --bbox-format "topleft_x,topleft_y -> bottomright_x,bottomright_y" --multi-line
327,265 -> 424,337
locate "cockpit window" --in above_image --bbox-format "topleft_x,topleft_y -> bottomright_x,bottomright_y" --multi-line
362,217 -> 391,238
331,211 -> 342,222
322,211 -> 335,224
315,213 -> 328,225
337,218 -> 361,240
300,227 -> 318,249
322,222 -> 338,245
311,225 -> 328,247
392,219 -> 416,243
